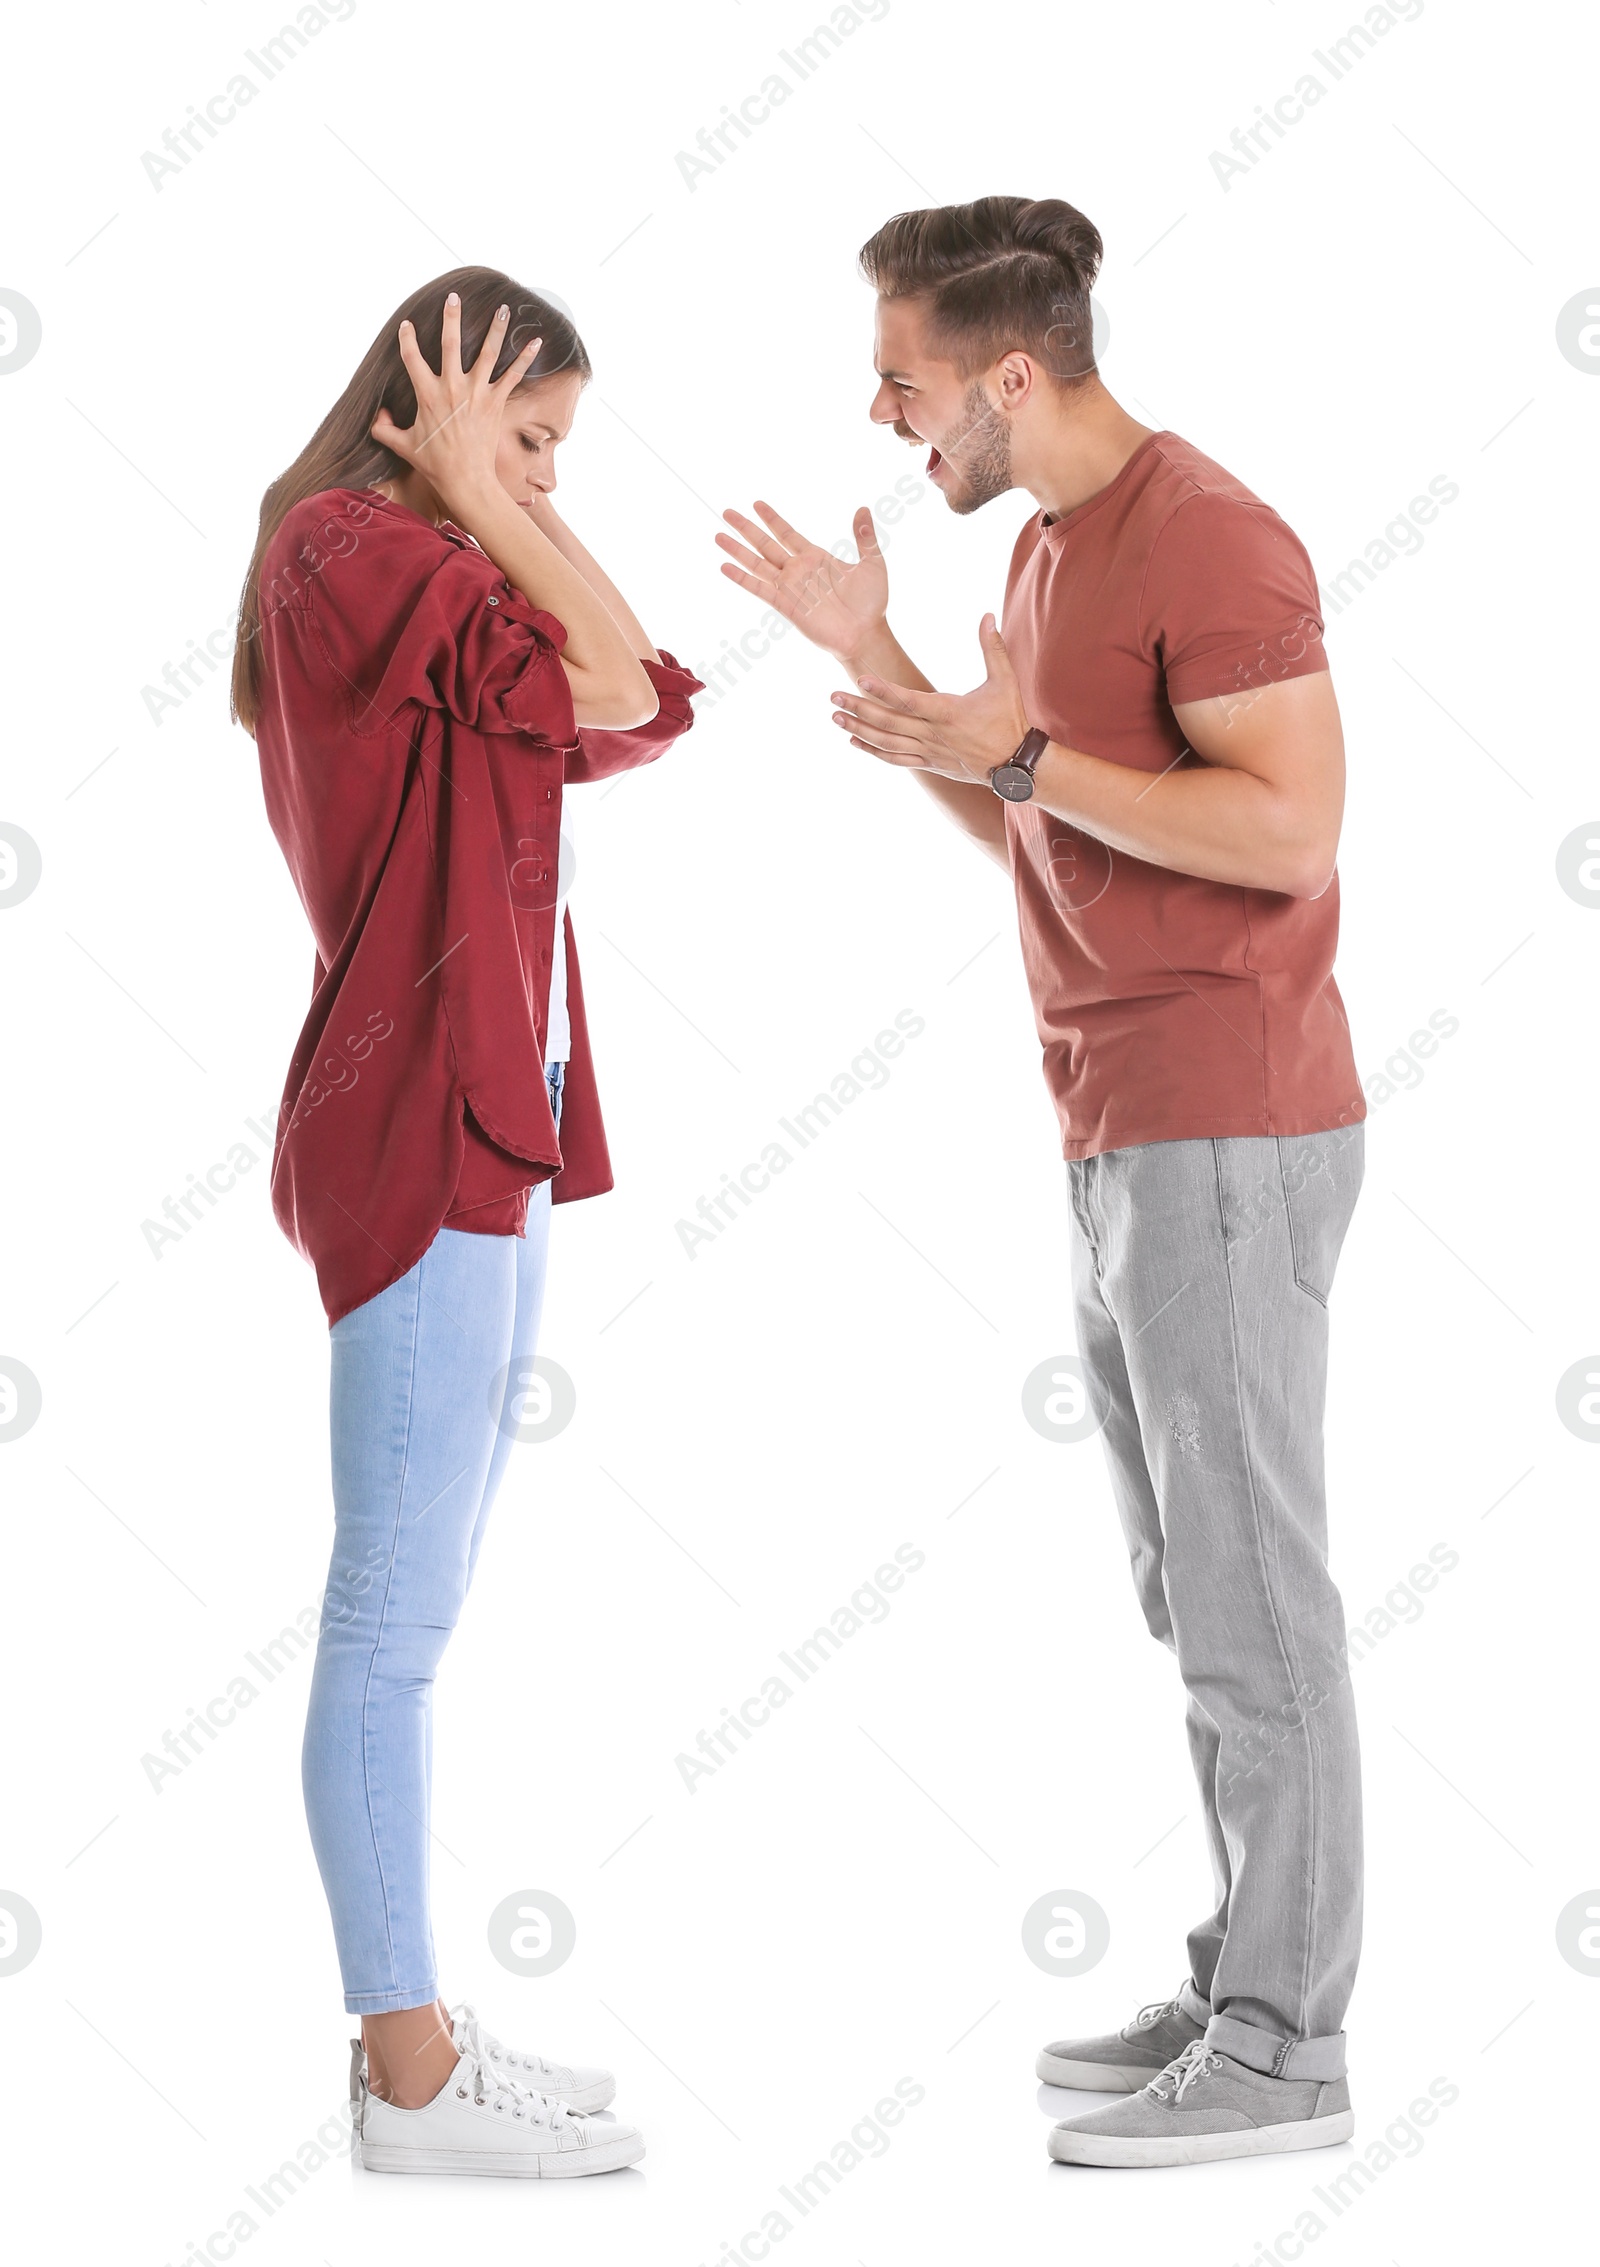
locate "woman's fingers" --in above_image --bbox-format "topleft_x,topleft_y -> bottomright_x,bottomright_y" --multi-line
440,289 -> 464,375
495,332 -> 544,392
472,302 -> 511,379
370,406 -> 410,458
479,306 -> 544,392
721,508 -> 792,569
394,318 -> 431,398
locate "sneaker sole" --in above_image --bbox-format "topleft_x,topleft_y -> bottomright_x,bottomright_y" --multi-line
1036,2052 -> 1156,2092
1048,2110 -> 1354,2168
360,2132 -> 644,2178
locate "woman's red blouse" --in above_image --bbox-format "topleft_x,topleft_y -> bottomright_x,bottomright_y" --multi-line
252,486 -> 702,1325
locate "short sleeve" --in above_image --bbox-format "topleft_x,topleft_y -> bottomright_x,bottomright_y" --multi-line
296,498 -> 577,742
1142,491 -> 1327,707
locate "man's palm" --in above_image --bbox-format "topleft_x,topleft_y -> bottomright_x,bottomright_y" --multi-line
717,501 -> 887,659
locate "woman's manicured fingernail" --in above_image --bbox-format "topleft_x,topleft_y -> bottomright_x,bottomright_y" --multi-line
496,304 -> 509,320
446,292 -> 460,307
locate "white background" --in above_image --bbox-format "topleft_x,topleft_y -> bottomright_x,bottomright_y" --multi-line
1,0 -> 1595,2259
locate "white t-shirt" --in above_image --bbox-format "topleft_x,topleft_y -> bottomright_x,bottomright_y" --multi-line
544,826 -> 576,1065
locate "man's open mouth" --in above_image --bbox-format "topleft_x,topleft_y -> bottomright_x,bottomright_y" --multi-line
927,445 -> 943,475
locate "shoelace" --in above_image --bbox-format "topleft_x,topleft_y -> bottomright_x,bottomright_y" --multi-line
449,2002 -> 562,2088
447,2039 -> 577,2130
1121,1990 -> 1189,2045
1146,2040 -> 1222,2102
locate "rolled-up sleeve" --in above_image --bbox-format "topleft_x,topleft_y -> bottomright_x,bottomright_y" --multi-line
299,501 -> 577,742
1141,493 -> 1328,707
564,650 -> 706,783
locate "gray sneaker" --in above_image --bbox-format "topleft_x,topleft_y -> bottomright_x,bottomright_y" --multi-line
1036,1991 -> 1206,2092
1047,2041 -> 1353,2167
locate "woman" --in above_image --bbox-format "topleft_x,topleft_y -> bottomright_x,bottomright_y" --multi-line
233,269 -> 701,2178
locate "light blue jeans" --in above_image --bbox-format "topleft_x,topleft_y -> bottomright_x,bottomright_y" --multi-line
303,1067 -> 561,2013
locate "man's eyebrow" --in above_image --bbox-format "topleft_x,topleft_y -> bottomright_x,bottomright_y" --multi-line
875,366 -> 915,383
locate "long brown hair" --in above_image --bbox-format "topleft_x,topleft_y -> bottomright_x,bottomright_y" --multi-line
231,265 -> 590,734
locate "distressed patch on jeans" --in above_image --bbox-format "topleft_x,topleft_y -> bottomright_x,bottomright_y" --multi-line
1163,1389 -> 1204,1458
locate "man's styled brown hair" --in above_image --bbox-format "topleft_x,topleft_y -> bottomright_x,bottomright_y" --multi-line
857,195 -> 1104,386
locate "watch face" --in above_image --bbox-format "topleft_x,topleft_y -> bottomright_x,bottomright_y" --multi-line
991,764 -> 1034,802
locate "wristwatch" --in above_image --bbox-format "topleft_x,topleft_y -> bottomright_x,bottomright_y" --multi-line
989,726 -> 1050,802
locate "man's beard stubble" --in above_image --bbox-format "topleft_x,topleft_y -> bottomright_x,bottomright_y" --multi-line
943,381 -> 1013,515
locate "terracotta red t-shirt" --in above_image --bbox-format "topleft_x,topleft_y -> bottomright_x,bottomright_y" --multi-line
1000,430 -> 1363,1158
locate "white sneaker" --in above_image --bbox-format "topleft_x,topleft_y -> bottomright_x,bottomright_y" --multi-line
353,2035 -> 643,2178
447,2001 -> 615,2114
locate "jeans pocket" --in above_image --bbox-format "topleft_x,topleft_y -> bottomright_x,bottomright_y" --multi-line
1275,1128 -> 1364,1305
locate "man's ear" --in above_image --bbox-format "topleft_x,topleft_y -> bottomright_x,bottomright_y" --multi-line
997,350 -> 1035,410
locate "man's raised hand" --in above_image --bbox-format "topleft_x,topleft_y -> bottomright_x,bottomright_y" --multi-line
715,501 -> 888,666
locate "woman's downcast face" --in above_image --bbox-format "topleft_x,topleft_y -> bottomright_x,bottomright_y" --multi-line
496,371 -> 585,508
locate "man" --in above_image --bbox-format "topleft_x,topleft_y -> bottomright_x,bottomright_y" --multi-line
718,195 -> 1367,2169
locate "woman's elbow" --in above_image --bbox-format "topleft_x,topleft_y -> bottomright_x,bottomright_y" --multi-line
580,691 -> 659,731
570,662 -> 659,732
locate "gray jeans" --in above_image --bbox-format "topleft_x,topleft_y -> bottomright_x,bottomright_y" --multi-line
1067,1125 -> 1365,2082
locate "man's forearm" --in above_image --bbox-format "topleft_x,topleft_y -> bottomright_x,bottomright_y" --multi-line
1028,740 -> 1331,897
842,624 -> 1010,867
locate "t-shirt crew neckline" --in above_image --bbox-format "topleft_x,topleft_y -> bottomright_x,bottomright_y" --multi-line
1038,430 -> 1172,545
